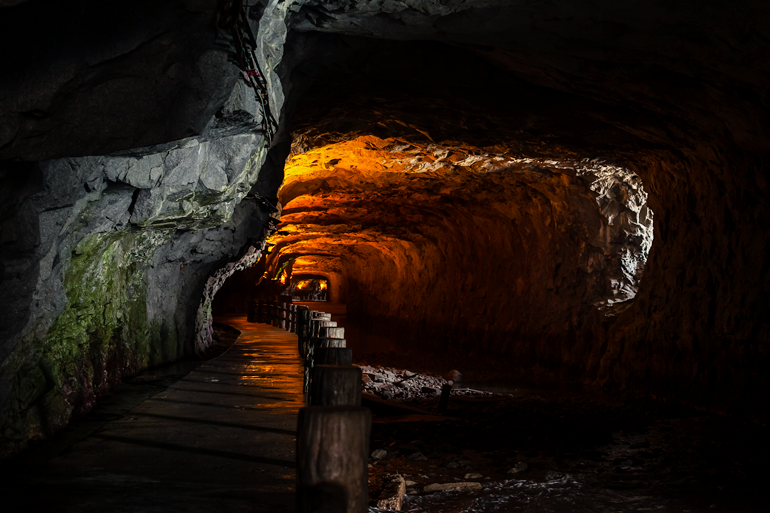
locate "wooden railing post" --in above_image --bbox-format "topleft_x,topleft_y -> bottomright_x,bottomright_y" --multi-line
303,337 -> 346,394
309,365 -> 362,406
272,300 -> 280,327
315,347 -> 353,367
297,406 -> 371,513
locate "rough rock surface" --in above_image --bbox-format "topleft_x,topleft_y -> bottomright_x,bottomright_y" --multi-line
376,473 -> 406,510
0,129 -> 271,455
264,133 -> 652,385
359,365 -> 498,410
0,0 -> 297,455
267,3 -> 770,418
3,0 -> 770,456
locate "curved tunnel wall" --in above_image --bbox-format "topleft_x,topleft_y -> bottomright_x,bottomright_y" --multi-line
263,136 -> 651,382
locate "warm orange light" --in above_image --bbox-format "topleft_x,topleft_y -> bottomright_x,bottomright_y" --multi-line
320,281 -> 328,291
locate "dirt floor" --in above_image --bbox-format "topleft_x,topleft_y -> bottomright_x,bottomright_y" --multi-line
359,363 -> 768,513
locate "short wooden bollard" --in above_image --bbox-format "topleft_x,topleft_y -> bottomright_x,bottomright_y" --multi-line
297,406 -> 371,513
304,338 -> 346,393
319,326 -> 345,339
314,337 -> 346,349
312,320 -> 337,338
298,307 -> 311,355
278,303 -> 285,329
315,347 -> 353,367
289,304 -> 298,333
310,365 -> 362,406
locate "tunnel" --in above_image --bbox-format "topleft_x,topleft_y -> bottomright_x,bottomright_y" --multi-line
0,1 -> 768,511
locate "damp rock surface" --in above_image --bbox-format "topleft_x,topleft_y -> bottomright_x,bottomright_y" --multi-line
0,0 -> 299,456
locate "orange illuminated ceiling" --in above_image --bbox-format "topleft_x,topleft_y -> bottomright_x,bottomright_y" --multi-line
257,128 -> 647,358
263,133 -> 612,311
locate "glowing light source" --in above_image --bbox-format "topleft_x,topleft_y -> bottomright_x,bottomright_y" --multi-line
295,279 -> 313,290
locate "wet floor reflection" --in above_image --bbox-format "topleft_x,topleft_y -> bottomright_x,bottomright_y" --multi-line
0,317 -> 306,512
215,315 -> 305,415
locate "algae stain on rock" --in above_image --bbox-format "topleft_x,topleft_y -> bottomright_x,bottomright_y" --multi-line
36,229 -> 170,433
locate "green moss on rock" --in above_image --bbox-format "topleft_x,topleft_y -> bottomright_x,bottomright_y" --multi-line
32,229 -> 173,434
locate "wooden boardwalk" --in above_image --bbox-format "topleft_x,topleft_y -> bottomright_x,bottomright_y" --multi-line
1,319 -> 304,512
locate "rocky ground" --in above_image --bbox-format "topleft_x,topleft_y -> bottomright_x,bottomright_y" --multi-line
359,365 -> 768,513
359,365 -> 495,404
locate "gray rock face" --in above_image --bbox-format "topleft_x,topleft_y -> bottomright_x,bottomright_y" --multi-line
0,0 -> 301,454
0,0 -> 238,160
0,126 -> 272,455
290,0 -> 770,153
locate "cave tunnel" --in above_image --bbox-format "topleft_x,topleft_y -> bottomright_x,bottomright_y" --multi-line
1,1 -> 769,511
215,38 -> 657,366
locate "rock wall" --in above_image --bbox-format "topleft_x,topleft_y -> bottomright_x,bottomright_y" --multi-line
262,134 -> 651,380
269,3 -> 770,419
0,131 -> 271,455
0,0 -> 298,456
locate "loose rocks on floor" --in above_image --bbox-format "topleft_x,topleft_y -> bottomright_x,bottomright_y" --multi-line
358,365 -> 496,407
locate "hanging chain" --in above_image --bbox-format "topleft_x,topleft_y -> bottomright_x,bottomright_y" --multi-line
217,0 -> 279,147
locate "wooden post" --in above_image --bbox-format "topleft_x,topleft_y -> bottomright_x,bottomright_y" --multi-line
312,320 -> 337,339
298,307 -> 311,357
319,326 -> 345,339
315,347 -> 353,367
289,304 -> 298,333
304,338 -> 346,393
297,406 -> 371,513
280,302 -> 288,330
314,337 -> 346,349
310,365 -> 362,407
308,319 -> 318,340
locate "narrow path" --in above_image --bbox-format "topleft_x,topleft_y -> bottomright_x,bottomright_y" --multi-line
1,319 -> 303,513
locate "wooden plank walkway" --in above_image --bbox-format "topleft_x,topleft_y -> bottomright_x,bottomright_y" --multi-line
1,318 -> 304,512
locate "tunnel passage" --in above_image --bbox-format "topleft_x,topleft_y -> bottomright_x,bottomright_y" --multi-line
212,27 -> 770,415
214,35 -> 655,385
213,29 -> 770,420
241,135 -> 653,374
